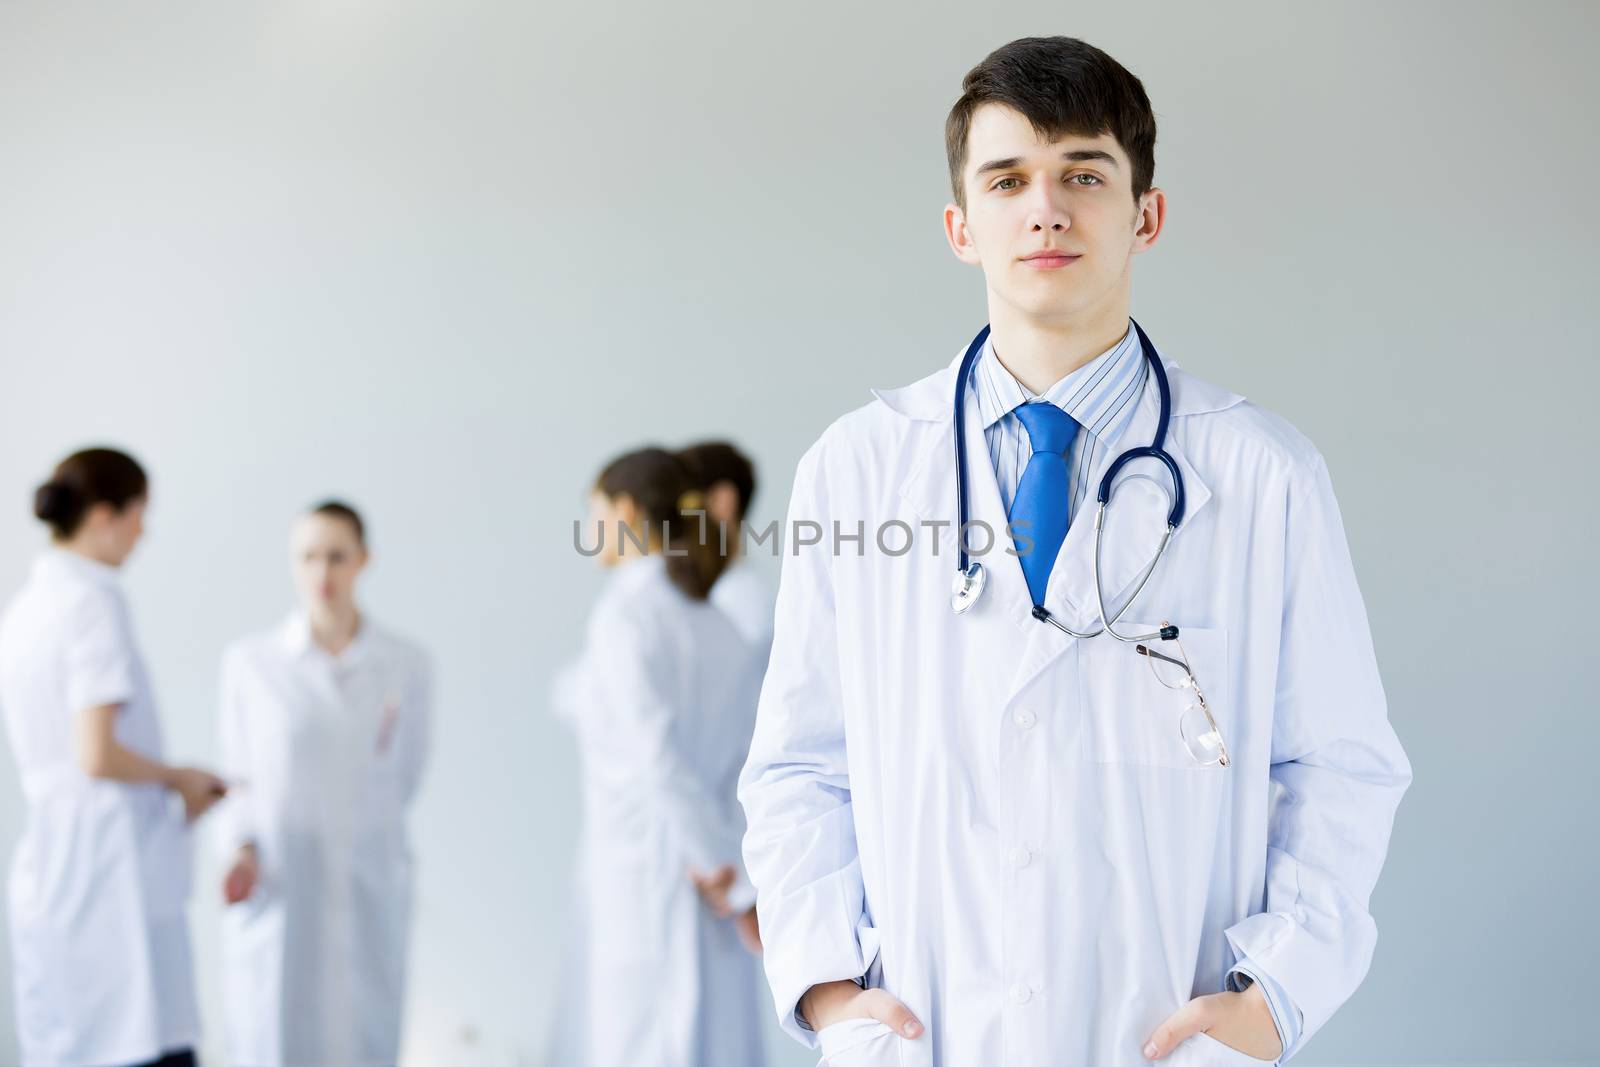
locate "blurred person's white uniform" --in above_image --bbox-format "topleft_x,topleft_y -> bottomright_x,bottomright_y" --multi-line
0,549 -> 198,1066
216,614 -> 430,1067
549,554 -> 766,1067
710,557 -> 775,662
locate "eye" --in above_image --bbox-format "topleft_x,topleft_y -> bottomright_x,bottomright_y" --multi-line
1068,173 -> 1103,186
993,177 -> 1022,191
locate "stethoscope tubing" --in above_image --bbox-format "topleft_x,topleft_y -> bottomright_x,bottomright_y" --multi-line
952,318 -> 1184,643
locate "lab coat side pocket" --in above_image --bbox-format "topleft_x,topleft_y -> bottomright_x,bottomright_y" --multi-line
815,1018 -> 904,1067
1186,1029 -> 1278,1066
1078,622 -> 1230,770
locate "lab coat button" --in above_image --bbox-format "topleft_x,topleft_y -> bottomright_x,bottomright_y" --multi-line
1008,983 -> 1032,1005
1013,708 -> 1037,729
1009,847 -> 1031,868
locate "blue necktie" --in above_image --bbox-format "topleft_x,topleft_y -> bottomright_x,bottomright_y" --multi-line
1009,402 -> 1080,606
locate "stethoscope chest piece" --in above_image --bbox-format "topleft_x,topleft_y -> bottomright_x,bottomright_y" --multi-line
951,561 -> 986,614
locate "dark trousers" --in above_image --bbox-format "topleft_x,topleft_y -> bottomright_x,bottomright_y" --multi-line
131,1050 -> 197,1067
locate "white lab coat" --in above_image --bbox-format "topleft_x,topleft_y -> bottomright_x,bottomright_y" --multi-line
0,549 -> 198,1067
548,555 -> 767,1067
216,614 -> 431,1067
711,557 -> 776,666
739,343 -> 1413,1067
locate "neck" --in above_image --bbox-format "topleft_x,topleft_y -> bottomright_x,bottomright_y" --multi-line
60,539 -> 118,569
985,293 -> 1131,396
307,603 -> 361,655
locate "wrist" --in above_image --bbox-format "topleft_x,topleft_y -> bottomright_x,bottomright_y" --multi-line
800,978 -> 861,1029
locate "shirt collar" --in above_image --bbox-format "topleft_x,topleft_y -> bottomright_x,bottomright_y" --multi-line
280,611 -> 370,664
970,319 -> 1147,444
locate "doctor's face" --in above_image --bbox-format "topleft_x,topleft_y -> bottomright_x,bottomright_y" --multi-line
944,103 -> 1164,326
289,513 -> 368,612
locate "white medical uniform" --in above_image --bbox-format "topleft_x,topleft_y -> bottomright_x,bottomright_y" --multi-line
0,549 -> 198,1067
549,554 -> 767,1067
739,343 -> 1413,1066
711,557 -> 776,662
216,614 -> 431,1067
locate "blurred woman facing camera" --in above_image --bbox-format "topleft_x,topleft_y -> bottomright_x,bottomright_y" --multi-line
215,501 -> 431,1067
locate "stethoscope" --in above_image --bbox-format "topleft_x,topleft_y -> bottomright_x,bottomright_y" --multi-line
950,318 -> 1183,645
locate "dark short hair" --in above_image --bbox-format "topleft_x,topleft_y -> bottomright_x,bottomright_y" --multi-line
308,499 -> 366,546
677,441 -> 757,520
945,37 -> 1157,209
33,447 -> 148,540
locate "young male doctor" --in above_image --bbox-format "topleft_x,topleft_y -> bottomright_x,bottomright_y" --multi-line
738,36 -> 1411,1067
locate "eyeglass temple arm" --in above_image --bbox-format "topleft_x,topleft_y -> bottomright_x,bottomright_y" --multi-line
1135,644 -> 1188,671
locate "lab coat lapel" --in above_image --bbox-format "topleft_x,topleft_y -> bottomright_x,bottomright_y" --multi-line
1048,363 -> 1214,629
1002,364 -> 1216,704
895,370 -> 1036,635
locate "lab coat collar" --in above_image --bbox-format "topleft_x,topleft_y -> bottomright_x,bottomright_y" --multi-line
606,553 -> 668,597
887,329 -> 1239,642
280,611 -> 372,665
37,547 -> 121,588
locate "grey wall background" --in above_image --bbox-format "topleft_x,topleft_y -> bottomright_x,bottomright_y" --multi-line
1,2 -> 1594,1065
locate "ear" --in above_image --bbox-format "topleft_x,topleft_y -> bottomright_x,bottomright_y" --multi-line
612,493 -> 641,528
1131,187 -> 1167,254
80,501 -> 117,533
944,202 -> 983,266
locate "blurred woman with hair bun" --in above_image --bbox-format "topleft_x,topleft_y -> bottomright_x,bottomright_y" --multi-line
0,447 -> 224,1067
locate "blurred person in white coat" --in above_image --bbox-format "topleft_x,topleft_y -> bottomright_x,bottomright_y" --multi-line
678,441 -> 775,666
548,446 -> 766,1067
738,37 -> 1411,1067
0,447 -> 225,1067
216,500 -> 431,1067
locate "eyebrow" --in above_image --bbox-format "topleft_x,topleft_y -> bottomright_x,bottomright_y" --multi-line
973,149 -> 1120,178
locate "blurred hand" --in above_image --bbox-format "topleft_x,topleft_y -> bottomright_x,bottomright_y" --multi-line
734,905 -> 761,954
690,863 -> 737,917
1142,983 -> 1282,1061
222,844 -> 259,905
170,767 -> 227,821
800,980 -> 922,1040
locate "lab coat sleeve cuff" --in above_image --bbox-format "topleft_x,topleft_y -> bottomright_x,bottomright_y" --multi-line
1223,902 -> 1375,1053
768,913 -> 881,1047
1226,960 -> 1303,1062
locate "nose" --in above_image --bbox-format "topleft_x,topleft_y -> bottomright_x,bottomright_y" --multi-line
1025,181 -> 1071,233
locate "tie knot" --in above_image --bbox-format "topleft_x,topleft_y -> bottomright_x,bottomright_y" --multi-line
1013,402 -> 1080,455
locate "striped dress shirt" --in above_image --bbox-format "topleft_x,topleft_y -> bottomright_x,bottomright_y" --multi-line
971,319 -> 1147,525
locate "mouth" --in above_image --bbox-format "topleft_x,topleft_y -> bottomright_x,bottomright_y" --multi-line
1020,251 -> 1082,270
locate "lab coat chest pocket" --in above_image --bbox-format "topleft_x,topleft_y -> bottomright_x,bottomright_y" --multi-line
1077,622 -> 1229,770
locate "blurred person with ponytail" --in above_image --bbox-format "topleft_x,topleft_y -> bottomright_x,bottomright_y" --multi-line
547,446 -> 767,1067
676,441 -> 775,664
0,447 -> 224,1067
